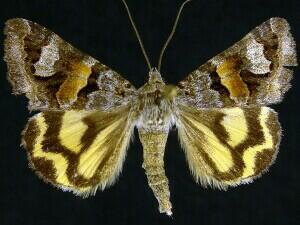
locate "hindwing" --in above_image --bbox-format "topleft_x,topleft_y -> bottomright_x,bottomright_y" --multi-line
177,105 -> 281,188
22,107 -> 134,196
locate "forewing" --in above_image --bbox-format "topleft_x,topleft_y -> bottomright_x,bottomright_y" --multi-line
176,105 -> 281,189
177,17 -> 297,108
4,18 -> 136,111
22,106 -> 134,196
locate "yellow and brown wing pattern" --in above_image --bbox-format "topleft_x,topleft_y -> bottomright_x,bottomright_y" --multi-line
22,107 -> 134,196
177,105 -> 281,189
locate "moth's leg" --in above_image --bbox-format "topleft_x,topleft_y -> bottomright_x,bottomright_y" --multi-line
138,130 -> 172,216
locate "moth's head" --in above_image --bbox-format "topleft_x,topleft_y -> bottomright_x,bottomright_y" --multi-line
138,68 -> 177,102
138,68 -> 164,94
148,68 -> 164,84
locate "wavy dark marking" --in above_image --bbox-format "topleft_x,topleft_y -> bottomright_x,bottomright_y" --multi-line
254,149 -> 274,176
67,112 -> 122,187
266,109 -> 280,147
180,117 -> 232,180
23,117 -> 57,183
42,112 -> 75,156
72,109 -> 130,187
80,112 -> 120,151
252,21 -> 280,72
180,107 -> 268,182
215,107 -> 266,181
179,107 -> 244,181
41,112 -> 84,186
240,70 -> 271,94
253,109 -> 280,175
180,107 -> 230,145
32,158 -> 57,183
235,108 -> 265,153
27,108 -> 130,188
73,124 -> 126,187
23,118 -> 39,152
39,111 -> 101,188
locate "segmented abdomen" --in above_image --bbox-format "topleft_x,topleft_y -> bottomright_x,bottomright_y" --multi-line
138,131 -> 172,216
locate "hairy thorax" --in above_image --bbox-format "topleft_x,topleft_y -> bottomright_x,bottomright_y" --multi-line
136,70 -> 177,132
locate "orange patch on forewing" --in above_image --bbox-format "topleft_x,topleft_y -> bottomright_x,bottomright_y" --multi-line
72,62 -> 92,75
216,58 -> 249,99
56,62 -> 92,107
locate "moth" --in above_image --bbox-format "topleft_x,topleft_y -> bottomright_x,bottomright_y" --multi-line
4,0 -> 297,216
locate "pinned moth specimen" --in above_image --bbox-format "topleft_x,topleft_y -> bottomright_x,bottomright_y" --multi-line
4,0 -> 297,216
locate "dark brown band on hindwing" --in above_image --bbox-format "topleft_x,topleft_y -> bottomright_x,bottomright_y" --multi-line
42,111 -> 87,186
253,109 -> 280,176
179,107 -> 280,184
23,118 -> 57,182
22,109 -> 131,191
180,108 -> 230,146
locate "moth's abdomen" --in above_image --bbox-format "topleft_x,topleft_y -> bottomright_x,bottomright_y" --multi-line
138,130 -> 172,216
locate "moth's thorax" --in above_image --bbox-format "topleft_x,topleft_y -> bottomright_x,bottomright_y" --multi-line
136,70 -> 176,132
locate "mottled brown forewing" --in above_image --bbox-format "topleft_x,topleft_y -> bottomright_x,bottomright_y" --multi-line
177,17 -> 297,108
4,18 -> 136,111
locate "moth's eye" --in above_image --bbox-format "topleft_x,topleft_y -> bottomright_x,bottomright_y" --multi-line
163,85 -> 177,100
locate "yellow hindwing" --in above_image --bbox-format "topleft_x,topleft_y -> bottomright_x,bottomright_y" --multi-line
22,107 -> 133,196
177,106 -> 280,189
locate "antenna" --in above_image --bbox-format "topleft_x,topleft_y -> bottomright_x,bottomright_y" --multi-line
121,0 -> 152,70
121,0 -> 192,71
158,0 -> 192,71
